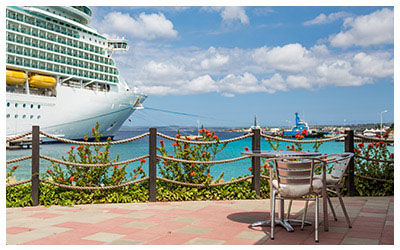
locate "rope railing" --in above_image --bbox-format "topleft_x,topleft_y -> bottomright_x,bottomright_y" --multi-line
6,179 -> 32,187
6,131 -> 33,142
355,174 -> 391,183
354,134 -> 394,143
157,155 -> 251,165
39,131 -> 150,145
260,133 -> 347,143
354,154 -> 394,164
6,155 -> 32,164
40,154 -> 149,167
156,175 -> 253,187
40,177 -> 150,190
156,132 -> 253,145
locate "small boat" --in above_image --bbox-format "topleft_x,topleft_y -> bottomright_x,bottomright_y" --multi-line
29,74 -> 56,89
6,70 -> 27,85
282,112 -> 326,138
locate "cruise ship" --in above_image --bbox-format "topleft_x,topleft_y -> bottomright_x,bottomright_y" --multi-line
6,6 -> 147,141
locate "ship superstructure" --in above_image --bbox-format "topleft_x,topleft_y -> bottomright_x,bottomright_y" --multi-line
6,6 -> 146,140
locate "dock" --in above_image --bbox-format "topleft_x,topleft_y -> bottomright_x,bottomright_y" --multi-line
6,138 -> 41,150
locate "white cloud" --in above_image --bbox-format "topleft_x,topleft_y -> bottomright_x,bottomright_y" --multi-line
201,53 -> 230,70
203,7 -> 249,25
96,12 -> 178,40
303,11 -> 351,25
218,72 -> 262,96
261,73 -> 287,94
252,43 -> 317,73
351,52 -> 394,78
329,8 -> 393,47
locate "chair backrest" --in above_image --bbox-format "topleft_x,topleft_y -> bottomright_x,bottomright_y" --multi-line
327,153 -> 353,180
275,158 -> 316,188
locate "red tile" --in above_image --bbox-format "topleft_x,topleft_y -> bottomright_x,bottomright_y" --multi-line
224,238 -> 259,245
123,231 -> 161,242
54,221 -> 94,229
385,215 -> 394,221
346,231 -> 381,240
302,237 -> 342,245
146,232 -> 197,245
200,226 -> 246,241
21,207 -> 48,212
28,212 -> 62,219
355,216 -> 386,223
360,208 -> 387,214
101,207 -> 138,214
7,227 -> 32,234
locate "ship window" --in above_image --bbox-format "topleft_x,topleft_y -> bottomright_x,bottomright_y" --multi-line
23,115 -> 26,119
23,103 -> 26,108
7,102 -> 10,107
15,114 -> 18,118
30,104 -> 34,108
7,114 -> 10,118
37,115 -> 41,119
15,103 -> 18,108
30,115 -> 33,119
38,105 -> 41,109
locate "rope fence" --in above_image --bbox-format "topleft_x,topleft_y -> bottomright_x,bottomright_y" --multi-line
40,154 -> 149,167
6,179 -> 32,187
39,131 -> 150,145
6,131 -> 33,143
355,175 -> 391,183
156,175 -> 253,187
157,132 -> 253,144
6,155 -> 32,164
39,177 -> 150,190
354,134 -> 394,143
157,155 -> 251,165
354,154 -> 394,164
260,133 -> 347,143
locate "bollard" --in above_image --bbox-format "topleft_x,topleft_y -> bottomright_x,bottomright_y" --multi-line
251,128 -> 261,196
31,126 -> 40,206
344,130 -> 355,196
148,128 -> 157,202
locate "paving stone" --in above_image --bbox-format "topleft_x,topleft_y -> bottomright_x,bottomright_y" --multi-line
170,217 -> 201,224
82,232 -> 125,242
385,221 -> 394,226
184,238 -> 226,245
122,221 -> 158,229
175,226 -> 212,235
341,237 -> 379,245
107,239 -> 145,245
6,226 -> 71,245
235,231 -> 270,241
120,212 -> 155,219
358,212 -> 387,218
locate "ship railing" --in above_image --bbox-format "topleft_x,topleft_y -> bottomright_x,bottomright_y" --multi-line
6,126 -> 257,205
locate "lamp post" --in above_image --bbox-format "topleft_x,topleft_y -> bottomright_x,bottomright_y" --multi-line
380,110 -> 387,135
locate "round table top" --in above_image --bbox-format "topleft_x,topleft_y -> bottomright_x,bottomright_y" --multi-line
241,150 -> 321,158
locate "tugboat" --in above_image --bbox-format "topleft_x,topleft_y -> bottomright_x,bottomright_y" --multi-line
282,112 -> 326,138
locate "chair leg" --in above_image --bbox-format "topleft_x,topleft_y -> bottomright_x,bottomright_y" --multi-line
335,186 -> 352,228
327,195 -> 337,221
301,200 -> 309,230
271,190 -> 276,240
287,200 -> 292,220
315,195 -> 319,243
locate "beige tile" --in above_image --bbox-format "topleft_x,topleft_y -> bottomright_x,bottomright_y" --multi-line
175,226 -> 212,235
184,238 -> 225,245
107,239 -> 145,245
6,226 -> 70,245
235,231 -> 269,241
171,217 -> 201,224
341,237 -> 379,245
122,221 -> 158,229
82,232 -> 124,242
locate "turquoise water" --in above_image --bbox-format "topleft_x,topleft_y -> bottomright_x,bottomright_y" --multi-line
6,128 -> 393,181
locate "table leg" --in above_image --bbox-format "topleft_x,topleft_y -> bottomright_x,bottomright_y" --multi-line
323,162 -> 329,232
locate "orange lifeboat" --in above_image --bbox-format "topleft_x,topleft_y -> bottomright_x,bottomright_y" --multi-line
29,74 -> 56,89
6,70 -> 28,85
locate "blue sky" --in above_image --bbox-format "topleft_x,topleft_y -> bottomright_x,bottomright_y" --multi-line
89,6 -> 394,127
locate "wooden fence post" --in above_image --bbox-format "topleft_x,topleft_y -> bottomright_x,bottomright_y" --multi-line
148,128 -> 157,202
31,126 -> 40,206
251,128 -> 261,196
344,130 -> 355,196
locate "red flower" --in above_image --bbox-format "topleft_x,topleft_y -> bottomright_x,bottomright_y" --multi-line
248,167 -> 252,171
186,137 -> 191,141
107,137 -> 111,141
358,143 -> 364,149
368,144 -> 374,149
163,160 -> 167,164
262,164 -> 267,168
58,177 -> 63,181
291,145 -> 295,148
46,169 -> 53,174
176,134 -> 181,138
213,135 -> 219,140
383,133 -> 388,138
140,159 -> 146,163
99,152 -> 103,155
139,168 -> 143,171
91,128 -> 95,131
70,145 -> 75,149
390,153 -> 394,158
169,155 -> 173,158
244,147 -> 249,151
84,155 -> 88,158
172,142 -> 177,146
12,165 -> 18,170
160,140 -> 164,146
69,176 -> 75,182
301,129 -> 308,135
67,151 -> 71,154
206,174 -> 211,177
190,171 -> 195,176
202,152 -> 206,156
206,130 -> 210,134
191,163 -> 196,167
198,129 -> 202,134
286,145 -> 290,149
114,165 -> 118,168
376,134 -> 381,138
133,168 -> 136,172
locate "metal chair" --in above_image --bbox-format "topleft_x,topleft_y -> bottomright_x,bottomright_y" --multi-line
313,152 -> 354,228
270,157 -> 325,242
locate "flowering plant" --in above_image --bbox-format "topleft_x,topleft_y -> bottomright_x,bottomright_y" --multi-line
157,127 -> 227,184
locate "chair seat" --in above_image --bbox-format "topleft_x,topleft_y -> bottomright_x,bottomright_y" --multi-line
313,174 -> 340,185
272,179 -> 323,198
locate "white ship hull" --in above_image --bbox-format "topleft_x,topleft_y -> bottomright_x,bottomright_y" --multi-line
6,84 -> 146,141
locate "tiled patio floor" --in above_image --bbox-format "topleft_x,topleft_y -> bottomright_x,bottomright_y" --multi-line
6,196 -> 394,245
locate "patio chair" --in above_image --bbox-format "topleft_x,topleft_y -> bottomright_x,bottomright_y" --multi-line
270,157 -> 325,242
313,152 -> 354,228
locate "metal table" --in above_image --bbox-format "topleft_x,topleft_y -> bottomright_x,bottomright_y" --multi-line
242,150 -> 325,232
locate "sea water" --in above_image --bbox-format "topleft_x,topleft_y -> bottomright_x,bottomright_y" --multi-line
6,128 -> 393,181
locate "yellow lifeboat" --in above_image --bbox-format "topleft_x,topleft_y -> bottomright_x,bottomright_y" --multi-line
6,70 -> 28,85
29,74 -> 56,89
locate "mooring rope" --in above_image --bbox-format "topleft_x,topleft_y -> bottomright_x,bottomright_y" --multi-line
39,131 -> 150,145
156,132 -> 253,145
6,131 -> 33,142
